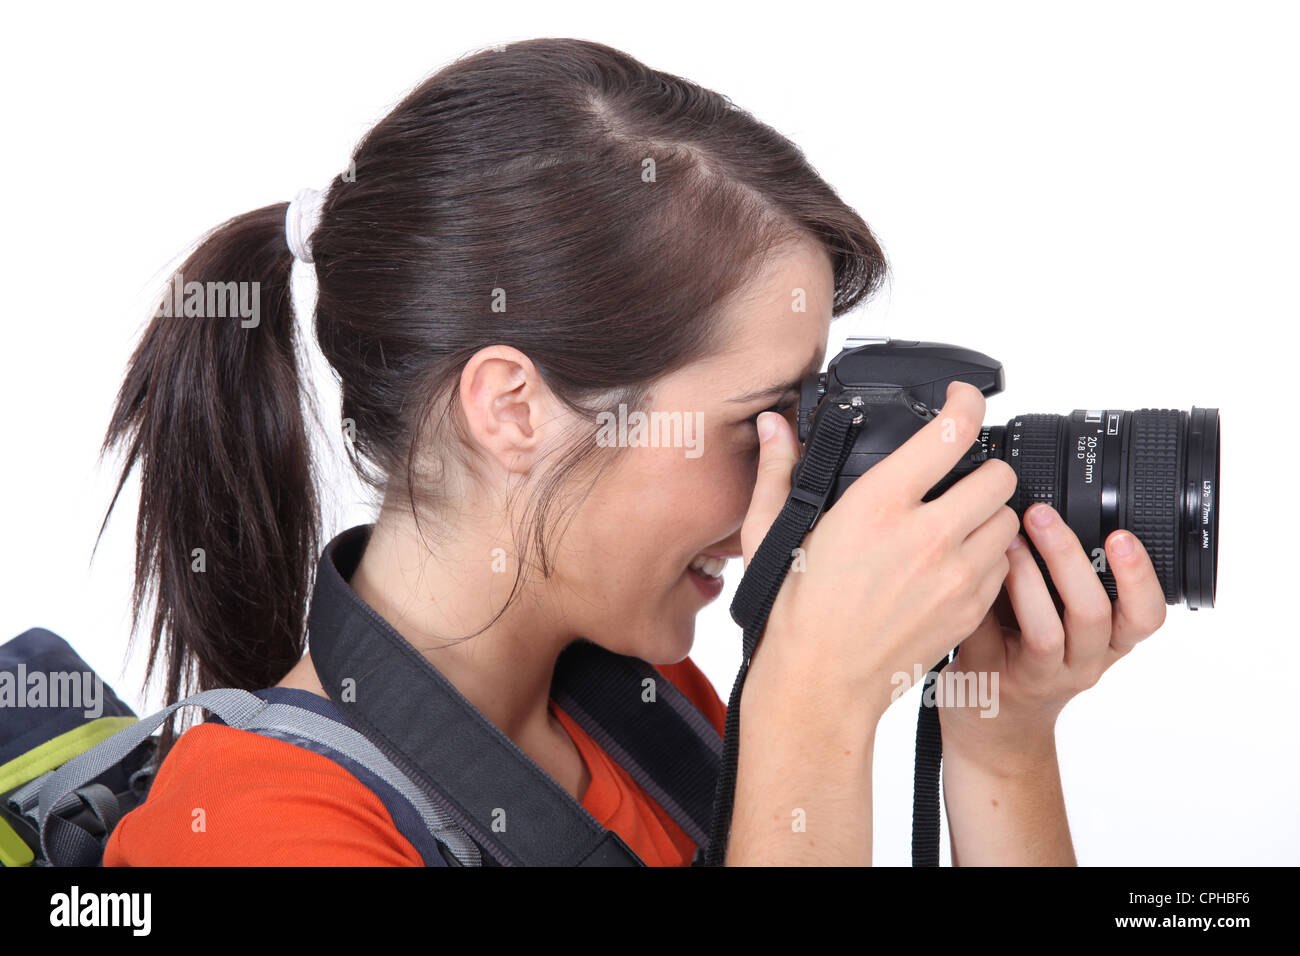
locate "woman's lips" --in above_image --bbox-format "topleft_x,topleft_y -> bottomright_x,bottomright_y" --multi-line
685,551 -> 737,601
686,564 -> 725,600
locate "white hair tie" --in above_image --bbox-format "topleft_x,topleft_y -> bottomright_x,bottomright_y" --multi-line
285,187 -> 325,263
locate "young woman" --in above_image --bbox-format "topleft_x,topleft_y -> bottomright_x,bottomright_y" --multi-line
98,38 -> 1169,866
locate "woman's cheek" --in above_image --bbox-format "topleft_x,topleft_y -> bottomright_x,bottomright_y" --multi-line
698,444 -> 759,526
736,437 -> 763,492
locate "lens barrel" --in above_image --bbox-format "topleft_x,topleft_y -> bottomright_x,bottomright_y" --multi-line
981,407 -> 1219,608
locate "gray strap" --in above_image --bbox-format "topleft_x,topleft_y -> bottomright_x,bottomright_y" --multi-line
7,777 -> 123,825
7,773 -> 49,816
36,688 -> 270,862
36,686 -> 269,858
239,703 -> 480,865
33,687 -> 480,867
73,783 -> 122,835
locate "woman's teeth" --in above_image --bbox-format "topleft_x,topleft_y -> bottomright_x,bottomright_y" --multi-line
688,554 -> 727,579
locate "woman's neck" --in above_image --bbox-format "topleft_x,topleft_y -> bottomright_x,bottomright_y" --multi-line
277,503 -> 593,799
352,504 -> 581,730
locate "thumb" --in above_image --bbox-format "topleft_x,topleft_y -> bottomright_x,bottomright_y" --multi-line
741,411 -> 800,567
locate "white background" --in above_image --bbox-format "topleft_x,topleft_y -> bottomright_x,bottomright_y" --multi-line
2,1 -> 1295,865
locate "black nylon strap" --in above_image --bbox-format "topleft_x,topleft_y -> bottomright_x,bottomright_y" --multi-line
700,400 -> 864,866
698,397 -> 954,867
912,653 -> 950,866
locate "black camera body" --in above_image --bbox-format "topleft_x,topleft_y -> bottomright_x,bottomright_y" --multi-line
795,337 -> 1219,609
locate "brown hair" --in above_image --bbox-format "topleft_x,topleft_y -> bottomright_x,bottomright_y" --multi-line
97,37 -> 887,759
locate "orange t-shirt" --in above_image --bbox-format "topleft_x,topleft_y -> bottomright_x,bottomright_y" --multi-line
103,656 -> 725,867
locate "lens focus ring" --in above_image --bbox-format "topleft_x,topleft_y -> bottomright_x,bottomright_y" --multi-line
1126,409 -> 1183,604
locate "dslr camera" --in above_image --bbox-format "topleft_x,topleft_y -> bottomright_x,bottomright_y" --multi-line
794,337 -> 1219,608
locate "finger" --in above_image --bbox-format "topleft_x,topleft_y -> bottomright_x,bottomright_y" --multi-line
739,410 -> 800,567
1104,529 -> 1168,656
1002,533 -> 1065,677
926,457 -> 1018,541
959,503 -> 1021,569
1021,503 -> 1113,671
974,549 -> 1014,629
943,508 -> 1017,645
842,380 -> 987,509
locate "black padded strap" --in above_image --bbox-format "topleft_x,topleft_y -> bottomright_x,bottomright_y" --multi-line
309,527 -> 643,867
551,639 -> 722,847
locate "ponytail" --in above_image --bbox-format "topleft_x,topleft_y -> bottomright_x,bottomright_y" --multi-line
97,203 -> 322,761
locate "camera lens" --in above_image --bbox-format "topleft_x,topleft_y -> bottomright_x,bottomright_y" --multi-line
981,408 -> 1219,608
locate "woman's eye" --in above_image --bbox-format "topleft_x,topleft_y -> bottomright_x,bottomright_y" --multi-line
744,401 -> 795,427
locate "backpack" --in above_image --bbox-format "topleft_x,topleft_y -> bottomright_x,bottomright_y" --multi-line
0,626 -> 722,867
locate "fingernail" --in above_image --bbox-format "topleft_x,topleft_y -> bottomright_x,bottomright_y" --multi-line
1110,532 -> 1134,558
756,412 -> 777,443
1006,535 -> 1024,551
1028,504 -> 1055,527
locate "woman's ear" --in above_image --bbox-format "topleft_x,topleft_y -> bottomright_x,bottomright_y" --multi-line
459,345 -> 556,476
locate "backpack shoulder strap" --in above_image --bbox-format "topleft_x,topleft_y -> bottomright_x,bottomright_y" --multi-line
26,687 -> 482,867
551,639 -> 721,849
226,688 -> 480,867
310,527 -> 646,867
30,688 -> 266,865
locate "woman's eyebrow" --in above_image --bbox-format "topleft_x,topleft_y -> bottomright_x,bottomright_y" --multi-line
726,381 -> 802,404
726,345 -> 826,404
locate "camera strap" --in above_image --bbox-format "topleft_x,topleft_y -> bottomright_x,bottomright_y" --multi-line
698,398 -> 948,866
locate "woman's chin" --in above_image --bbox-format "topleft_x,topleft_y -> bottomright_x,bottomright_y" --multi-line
592,591 -> 699,665
645,619 -> 697,668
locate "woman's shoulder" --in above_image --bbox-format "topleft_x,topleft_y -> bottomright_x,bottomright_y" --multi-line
103,718 -> 424,866
103,660 -> 723,866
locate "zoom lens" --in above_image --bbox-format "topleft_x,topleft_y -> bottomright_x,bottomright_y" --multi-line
981,408 -> 1220,609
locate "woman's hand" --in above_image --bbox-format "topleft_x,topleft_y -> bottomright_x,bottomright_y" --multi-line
936,502 -> 1169,866
728,381 -> 1019,865
937,502 -> 1169,766
743,381 -> 1020,726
